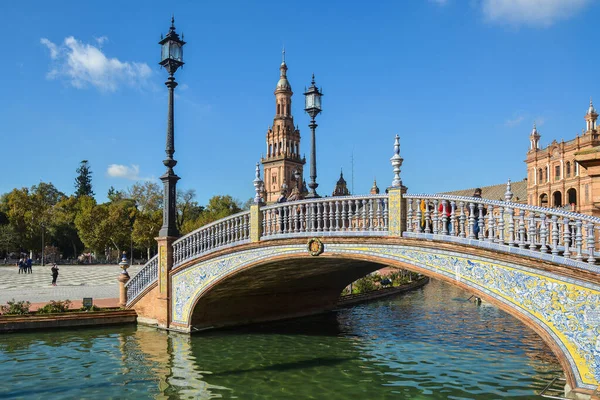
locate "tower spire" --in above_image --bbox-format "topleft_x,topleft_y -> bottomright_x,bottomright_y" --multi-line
529,122 -> 541,151
585,96 -> 598,131
261,52 -> 304,203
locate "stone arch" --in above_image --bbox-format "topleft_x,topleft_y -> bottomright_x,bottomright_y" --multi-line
171,242 -> 600,391
539,193 -> 548,207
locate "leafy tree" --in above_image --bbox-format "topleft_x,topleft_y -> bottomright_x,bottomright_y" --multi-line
182,195 -> 241,234
50,196 -> 83,258
177,189 -> 204,234
107,186 -> 125,202
241,197 -> 254,211
75,160 -> 94,198
101,199 -> 137,256
74,196 -> 108,255
0,225 -> 18,256
0,182 -> 64,256
128,181 -> 162,213
132,209 -> 162,260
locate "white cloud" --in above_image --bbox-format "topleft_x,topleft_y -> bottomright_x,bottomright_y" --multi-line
94,36 -> 108,46
107,164 -> 142,180
40,36 -> 151,92
40,38 -> 58,59
481,0 -> 592,27
505,115 -> 524,127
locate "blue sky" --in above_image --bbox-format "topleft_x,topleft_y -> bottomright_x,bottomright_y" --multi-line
1,0 -> 598,205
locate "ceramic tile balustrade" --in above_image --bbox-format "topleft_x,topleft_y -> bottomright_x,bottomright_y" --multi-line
126,193 -> 600,306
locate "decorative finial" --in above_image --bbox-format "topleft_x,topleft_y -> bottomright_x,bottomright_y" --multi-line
119,251 -> 130,276
311,73 -> 315,85
505,179 -> 513,202
282,46 -> 285,63
253,162 -> 263,204
170,15 -> 176,32
390,134 -> 403,188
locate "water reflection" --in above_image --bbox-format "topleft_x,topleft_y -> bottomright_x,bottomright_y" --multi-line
0,279 -> 564,400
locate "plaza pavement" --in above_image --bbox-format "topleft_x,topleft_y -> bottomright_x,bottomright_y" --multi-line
0,264 -> 143,305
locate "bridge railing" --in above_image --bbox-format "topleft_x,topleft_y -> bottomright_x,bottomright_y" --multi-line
260,194 -> 389,238
125,254 -> 158,303
172,210 -> 251,268
404,194 -> 600,270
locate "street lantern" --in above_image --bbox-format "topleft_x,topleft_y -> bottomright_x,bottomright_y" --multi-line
304,75 -> 322,116
159,16 -> 186,75
158,16 -> 185,238
304,74 -> 323,198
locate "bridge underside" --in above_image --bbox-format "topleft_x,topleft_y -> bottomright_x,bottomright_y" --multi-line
190,258 -> 384,329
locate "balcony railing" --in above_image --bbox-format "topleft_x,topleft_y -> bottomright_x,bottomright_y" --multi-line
260,195 -> 389,239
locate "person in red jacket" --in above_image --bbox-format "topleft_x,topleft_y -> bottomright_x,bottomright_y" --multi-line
438,201 -> 452,234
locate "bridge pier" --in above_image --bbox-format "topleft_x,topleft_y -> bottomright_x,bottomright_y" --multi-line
134,236 -> 178,329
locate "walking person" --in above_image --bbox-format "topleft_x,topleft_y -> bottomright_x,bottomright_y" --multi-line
17,258 -> 24,274
26,257 -> 33,274
51,263 -> 59,286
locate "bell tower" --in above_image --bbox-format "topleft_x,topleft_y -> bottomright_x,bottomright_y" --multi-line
529,123 -> 541,151
261,51 -> 305,203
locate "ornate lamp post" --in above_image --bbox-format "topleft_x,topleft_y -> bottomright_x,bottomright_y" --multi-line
304,74 -> 323,198
158,17 -> 185,238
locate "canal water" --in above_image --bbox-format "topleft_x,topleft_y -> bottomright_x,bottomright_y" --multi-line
0,279 -> 563,399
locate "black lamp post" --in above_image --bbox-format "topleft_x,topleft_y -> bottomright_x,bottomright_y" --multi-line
158,17 -> 185,238
304,74 -> 323,198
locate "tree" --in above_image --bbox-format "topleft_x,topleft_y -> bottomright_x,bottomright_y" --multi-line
177,189 -> 204,234
132,210 -> 162,260
107,186 -> 125,202
50,196 -> 83,258
128,181 -> 162,213
74,196 -> 108,255
0,225 -> 18,257
241,197 -> 254,211
182,195 -> 241,234
129,181 -> 163,259
75,160 -> 94,198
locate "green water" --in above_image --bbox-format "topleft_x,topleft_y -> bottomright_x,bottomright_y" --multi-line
0,279 -> 562,399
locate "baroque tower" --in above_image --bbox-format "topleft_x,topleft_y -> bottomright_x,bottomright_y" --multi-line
261,51 -> 305,203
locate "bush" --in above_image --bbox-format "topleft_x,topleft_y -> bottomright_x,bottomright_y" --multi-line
0,299 -> 31,315
79,305 -> 100,312
37,300 -> 72,314
354,276 -> 377,294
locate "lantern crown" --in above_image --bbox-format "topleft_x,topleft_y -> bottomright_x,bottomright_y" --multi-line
159,16 -> 186,75
304,74 -> 323,119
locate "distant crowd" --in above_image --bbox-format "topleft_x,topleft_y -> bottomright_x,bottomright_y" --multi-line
16,257 -> 33,274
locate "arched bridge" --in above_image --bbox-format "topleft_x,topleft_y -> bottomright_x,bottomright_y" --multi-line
125,190 -> 600,397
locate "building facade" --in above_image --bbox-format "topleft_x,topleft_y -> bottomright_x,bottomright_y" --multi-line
260,54 -> 305,203
525,100 -> 600,216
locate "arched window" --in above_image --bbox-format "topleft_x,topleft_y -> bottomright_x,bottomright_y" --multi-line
287,104 -> 290,114
277,104 -> 280,115
553,191 -> 562,207
538,168 -> 543,183
567,188 -> 577,207
539,193 -> 548,207
566,162 -> 571,177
